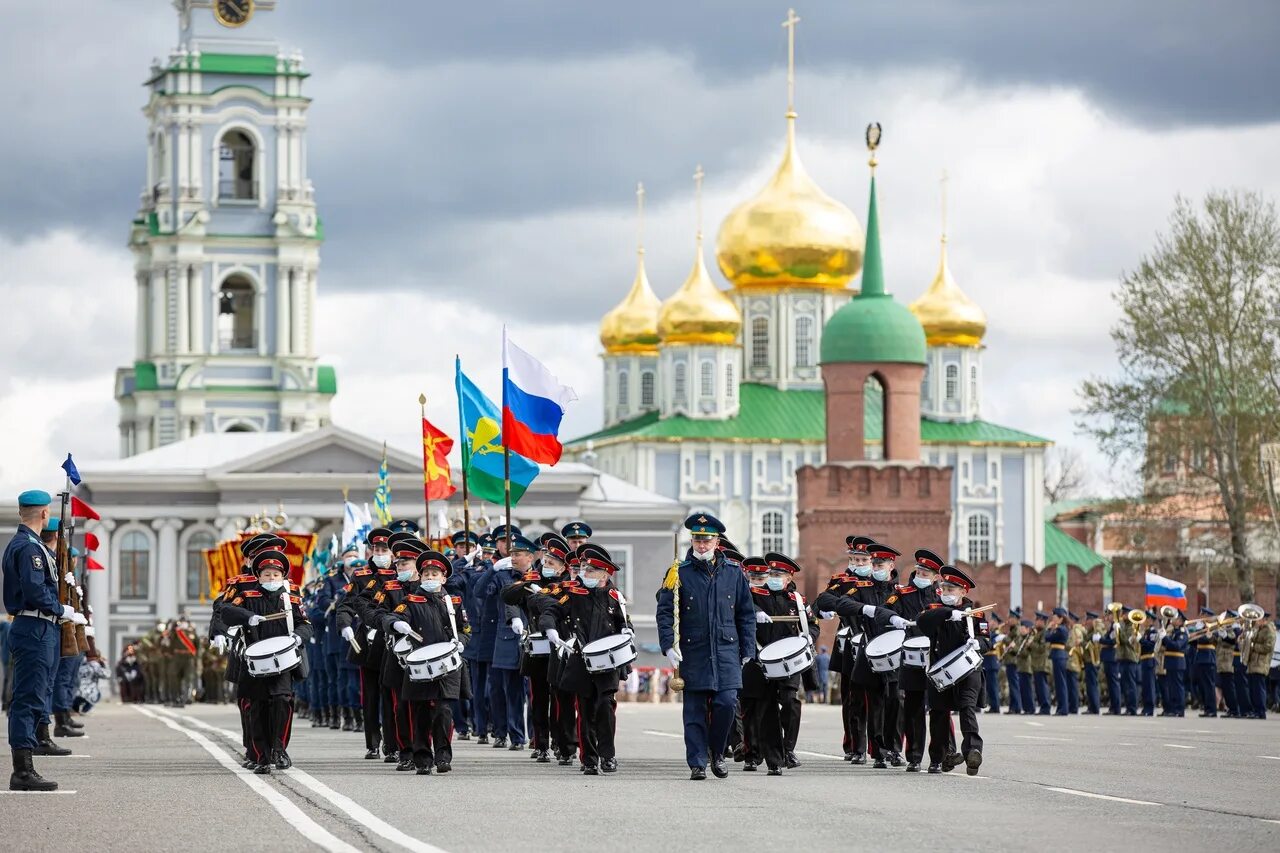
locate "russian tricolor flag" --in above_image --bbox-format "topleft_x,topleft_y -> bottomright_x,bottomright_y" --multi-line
1145,571 -> 1188,611
502,329 -> 578,464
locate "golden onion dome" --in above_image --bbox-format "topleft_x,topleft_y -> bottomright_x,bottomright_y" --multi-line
909,238 -> 986,347
658,242 -> 742,346
715,117 -> 864,290
600,250 -> 662,354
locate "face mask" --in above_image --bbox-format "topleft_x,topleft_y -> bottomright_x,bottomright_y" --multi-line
766,577 -> 786,592
542,566 -> 560,578
852,565 -> 871,578
260,580 -> 284,592
421,579 -> 442,593
940,593 -> 960,606
581,576 -> 601,588
693,548 -> 714,562
397,568 -> 415,582
372,554 -> 391,569
913,575 -> 933,590
871,568 -> 890,582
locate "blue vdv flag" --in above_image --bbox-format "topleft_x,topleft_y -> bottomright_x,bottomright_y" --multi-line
62,453 -> 82,486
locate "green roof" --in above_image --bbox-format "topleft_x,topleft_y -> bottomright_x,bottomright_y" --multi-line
569,382 -> 1050,447
1044,522 -> 1109,573
134,361 -> 158,391
317,365 -> 338,395
150,53 -> 310,83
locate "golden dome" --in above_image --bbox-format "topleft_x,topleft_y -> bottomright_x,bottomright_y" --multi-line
909,238 -> 986,347
658,242 -> 742,346
600,250 -> 662,354
715,117 -> 864,290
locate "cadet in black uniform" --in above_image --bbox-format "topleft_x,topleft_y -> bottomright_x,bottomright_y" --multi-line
537,543 -> 632,775
914,565 -> 989,776
817,535 -> 875,760
375,532 -> 427,771
220,549 -> 312,774
339,527 -> 394,760
383,550 -> 468,775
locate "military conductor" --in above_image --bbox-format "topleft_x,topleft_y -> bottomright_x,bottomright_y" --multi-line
656,514 -> 755,780
5,489 -> 85,791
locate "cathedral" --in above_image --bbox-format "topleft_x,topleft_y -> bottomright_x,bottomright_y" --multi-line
566,30 -> 1053,580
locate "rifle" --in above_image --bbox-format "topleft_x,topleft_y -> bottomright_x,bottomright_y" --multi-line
54,491 -> 86,656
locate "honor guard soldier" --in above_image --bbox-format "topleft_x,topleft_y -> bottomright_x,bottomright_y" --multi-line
915,566 -> 989,776
485,528 -> 530,751
382,550 -> 468,775
656,514 -> 756,780
339,527 -> 395,759
6,490 -> 86,792
539,543 -> 632,775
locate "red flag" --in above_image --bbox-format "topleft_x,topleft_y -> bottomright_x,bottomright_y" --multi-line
84,532 -> 100,552
422,417 -> 457,501
86,556 -> 106,571
70,495 -> 100,520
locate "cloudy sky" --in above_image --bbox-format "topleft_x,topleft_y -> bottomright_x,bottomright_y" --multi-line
3,0 -> 1279,499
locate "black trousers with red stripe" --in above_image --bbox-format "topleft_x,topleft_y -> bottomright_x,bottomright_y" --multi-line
360,666 -> 383,753
247,695 -> 293,764
382,685 -> 411,757
528,674 -> 553,752
576,685 -> 617,768
551,687 -> 578,758
408,699 -> 453,769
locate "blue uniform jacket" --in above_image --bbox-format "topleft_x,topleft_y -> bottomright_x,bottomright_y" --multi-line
2,524 -> 60,617
455,558 -> 493,661
484,565 -> 524,670
308,583 -> 329,649
1162,627 -> 1189,670
322,572 -> 347,656
1098,628 -> 1117,662
655,550 -> 756,692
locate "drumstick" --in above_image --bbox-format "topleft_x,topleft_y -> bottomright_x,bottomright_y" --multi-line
962,604 -> 997,617
257,611 -> 291,623
348,636 -> 362,654
765,615 -> 804,623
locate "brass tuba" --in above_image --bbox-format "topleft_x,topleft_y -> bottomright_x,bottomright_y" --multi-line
1239,603 -> 1265,661
1127,609 -> 1147,626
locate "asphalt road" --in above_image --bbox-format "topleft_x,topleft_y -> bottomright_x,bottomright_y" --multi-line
4,701 -> 1278,852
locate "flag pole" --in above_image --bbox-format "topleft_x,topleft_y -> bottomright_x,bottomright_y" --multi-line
419,393 -> 431,544
455,356 -> 472,550
501,328 -> 512,553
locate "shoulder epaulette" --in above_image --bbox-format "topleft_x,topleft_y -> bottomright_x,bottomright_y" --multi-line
353,568 -> 373,577
450,595 -> 462,605
558,594 -> 569,604
394,603 -> 407,613
382,581 -> 402,590
343,583 -> 353,593
752,587 -> 770,596
365,579 -> 377,590
523,571 -> 540,582
406,594 -> 427,603
886,594 -> 899,605
854,579 -> 874,588
925,602 -> 944,610
289,594 -> 301,603
896,584 -> 916,594
231,597 -> 243,605
374,592 -> 386,604
608,588 -> 622,601
568,587 -> 590,595
231,574 -> 256,583
242,589 -> 262,597
376,569 -> 396,577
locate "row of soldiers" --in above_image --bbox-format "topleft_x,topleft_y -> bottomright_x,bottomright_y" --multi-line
983,604 -> 1277,719
115,617 -> 229,705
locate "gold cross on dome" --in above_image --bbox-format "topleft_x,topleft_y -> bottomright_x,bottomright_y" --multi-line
636,181 -> 646,254
693,164 -> 705,244
782,8 -> 801,114
940,169 -> 949,242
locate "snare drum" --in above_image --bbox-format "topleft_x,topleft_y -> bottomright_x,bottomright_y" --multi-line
391,636 -> 413,660
902,636 -> 931,668
864,629 -> 906,673
580,633 -> 637,673
836,626 -> 851,653
244,635 -> 302,678
758,635 -> 815,679
852,632 -> 866,650
523,632 -> 552,657
404,641 -> 463,682
927,644 -> 982,690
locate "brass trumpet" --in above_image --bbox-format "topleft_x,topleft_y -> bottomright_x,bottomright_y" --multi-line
1127,609 -> 1147,626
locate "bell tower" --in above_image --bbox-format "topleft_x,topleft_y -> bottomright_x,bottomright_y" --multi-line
116,0 -> 336,456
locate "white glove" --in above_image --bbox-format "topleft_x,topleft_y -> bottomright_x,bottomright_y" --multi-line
248,614 -> 264,626
527,584 -> 542,594
949,609 -> 966,622
622,627 -> 635,637
820,611 -> 836,620
966,638 -> 981,652
211,636 -> 227,653
392,621 -> 413,635
742,656 -> 751,666
755,610 -> 773,624
1092,633 -> 1101,642
666,647 -> 683,668
340,626 -> 355,643
511,617 -> 525,636
84,626 -> 95,637
545,629 -> 562,650
861,604 -> 878,618
71,612 -> 88,626
889,615 -> 909,631
494,556 -> 513,571
64,572 -> 75,585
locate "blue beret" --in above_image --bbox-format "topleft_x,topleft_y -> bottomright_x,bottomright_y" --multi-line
561,521 -> 592,539
19,489 -> 52,507
44,516 -> 61,533
684,513 -> 726,536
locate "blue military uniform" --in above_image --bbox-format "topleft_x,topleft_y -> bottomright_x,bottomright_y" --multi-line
445,530 -> 480,737
1082,611 -> 1101,714
1191,608 -> 1218,716
484,533 -> 530,749
1046,608 -> 1071,715
306,574 -> 333,726
324,566 -> 361,730
1098,611 -> 1121,713
1161,617 -> 1189,716
655,514 -> 755,779
1139,618 -> 1159,715
4,491 -> 66,791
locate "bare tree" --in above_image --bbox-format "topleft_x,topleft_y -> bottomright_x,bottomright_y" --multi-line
1044,446 -> 1088,504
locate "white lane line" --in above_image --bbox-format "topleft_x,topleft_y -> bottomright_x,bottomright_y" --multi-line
135,707 -> 360,853
1163,744 -> 1195,749
43,754 -> 91,759
0,790 -> 77,795
1046,787 -> 1160,806
163,709 -> 451,853
1116,743 -> 1135,746
795,750 -> 845,761
1014,735 -> 1072,742
642,729 -> 682,739
1023,721 -> 1046,728
1259,755 -> 1280,761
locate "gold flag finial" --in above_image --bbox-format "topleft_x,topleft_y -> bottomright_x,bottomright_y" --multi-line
418,393 -> 427,406
781,8 -> 801,117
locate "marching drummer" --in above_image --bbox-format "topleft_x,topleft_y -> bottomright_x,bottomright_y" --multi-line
537,543 -> 633,776
220,549 -> 312,774
913,565 -> 989,776
383,549 -> 468,776
742,553 -> 819,776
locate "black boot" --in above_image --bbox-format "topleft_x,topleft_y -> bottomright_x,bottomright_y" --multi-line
33,724 -> 71,757
312,707 -> 326,728
54,712 -> 84,739
341,708 -> 354,732
64,713 -> 84,730
9,750 -> 57,792
354,709 -> 364,733
328,707 -> 341,730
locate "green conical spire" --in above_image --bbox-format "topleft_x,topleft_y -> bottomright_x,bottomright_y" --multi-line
859,175 -> 885,298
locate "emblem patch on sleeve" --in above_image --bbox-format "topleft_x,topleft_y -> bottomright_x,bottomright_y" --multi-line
33,555 -> 43,569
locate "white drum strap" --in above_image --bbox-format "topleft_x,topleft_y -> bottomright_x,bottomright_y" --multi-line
284,586 -> 295,637
614,590 -> 630,629
444,593 -> 460,642
794,592 -> 810,641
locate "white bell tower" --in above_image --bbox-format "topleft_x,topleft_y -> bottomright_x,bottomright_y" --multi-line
117,0 -> 336,455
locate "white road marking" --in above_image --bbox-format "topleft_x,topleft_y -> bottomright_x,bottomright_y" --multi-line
135,707 -> 360,853
1162,744 -> 1195,749
642,729 -> 682,738
1014,735 -> 1072,742
0,790 -> 77,795
795,750 -> 844,761
44,754 -> 91,759
1024,721 -> 1045,728
1259,755 -> 1280,761
162,709 -> 451,853
1045,787 -> 1160,806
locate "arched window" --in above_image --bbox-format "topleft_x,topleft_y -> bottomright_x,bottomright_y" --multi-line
700,360 -> 715,399
969,365 -> 978,403
618,370 -> 630,408
762,510 -> 785,553
751,317 -> 769,368
640,371 -> 656,408
794,316 -> 814,368
945,364 -> 959,400
120,530 -> 151,600
966,513 -> 992,564
218,130 -> 256,200
217,274 -> 256,351
725,362 -> 735,401
673,363 -> 687,406
185,531 -> 216,601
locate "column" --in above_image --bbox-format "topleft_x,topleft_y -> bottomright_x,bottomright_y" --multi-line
176,264 -> 190,353
150,269 -> 166,358
307,270 -> 317,356
257,284 -> 268,356
188,118 -> 202,197
289,266 -> 302,355
153,518 -> 182,620
136,274 -> 148,358
87,520 -> 115,667
177,116 -> 189,196
276,268 -> 292,356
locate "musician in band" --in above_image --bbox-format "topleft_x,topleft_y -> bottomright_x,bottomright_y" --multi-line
220,549 -> 312,773
338,527 -> 394,759
817,535 -> 873,760
914,565 -> 989,775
